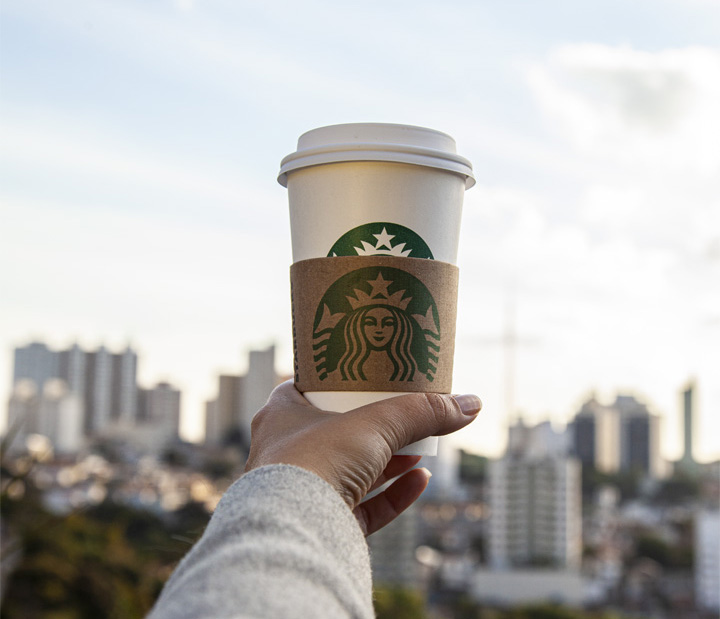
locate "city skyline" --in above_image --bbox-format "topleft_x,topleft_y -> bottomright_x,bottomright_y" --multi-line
1,0 -> 718,460
3,337 -> 717,465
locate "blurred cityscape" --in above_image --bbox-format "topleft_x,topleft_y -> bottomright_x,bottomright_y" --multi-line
1,340 -> 719,618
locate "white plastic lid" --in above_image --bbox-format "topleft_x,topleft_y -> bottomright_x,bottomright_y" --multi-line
278,123 -> 475,189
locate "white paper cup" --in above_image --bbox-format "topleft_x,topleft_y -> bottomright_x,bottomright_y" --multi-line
279,123 -> 474,456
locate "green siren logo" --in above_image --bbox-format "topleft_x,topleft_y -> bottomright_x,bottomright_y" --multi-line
328,222 -> 434,259
313,267 -> 440,383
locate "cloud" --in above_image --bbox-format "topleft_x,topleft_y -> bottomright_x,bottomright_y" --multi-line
527,44 -> 720,176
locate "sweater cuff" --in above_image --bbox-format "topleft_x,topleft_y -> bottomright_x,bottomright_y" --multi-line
213,464 -> 373,603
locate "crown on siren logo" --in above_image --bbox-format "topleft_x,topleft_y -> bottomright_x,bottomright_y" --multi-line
351,227 -> 413,257
346,273 -> 412,311
327,222 -> 434,260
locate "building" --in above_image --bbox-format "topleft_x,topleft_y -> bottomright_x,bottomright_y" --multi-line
695,509 -> 720,613
471,569 -> 585,607
7,379 -> 84,454
489,420 -> 581,569
615,395 -> 662,478
570,394 -> 661,478
570,397 -> 620,473
242,346 -> 277,437
205,346 -> 278,446
204,374 -> 244,445
13,342 -> 60,391
482,420 -> 583,607
12,341 -> 138,438
488,455 -> 582,570
679,381 -> 697,470
146,382 -> 181,436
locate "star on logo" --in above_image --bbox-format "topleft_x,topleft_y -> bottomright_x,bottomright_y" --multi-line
353,226 -> 412,257
368,272 -> 392,298
373,227 -> 395,250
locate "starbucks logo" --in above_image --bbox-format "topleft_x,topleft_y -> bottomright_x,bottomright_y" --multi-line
312,267 -> 440,383
328,222 -> 434,259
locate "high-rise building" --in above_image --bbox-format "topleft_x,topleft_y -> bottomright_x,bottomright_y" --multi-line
681,381 -> 696,467
146,382 -> 181,438
10,341 -> 139,445
58,344 -> 86,395
489,456 -> 582,570
130,382 -> 181,449
615,395 -> 661,478
13,342 -> 59,391
570,397 -> 620,473
111,346 -> 138,425
204,400 -> 221,445
85,346 -> 113,434
242,346 -> 276,436
205,346 -> 278,445
489,420 -> 582,570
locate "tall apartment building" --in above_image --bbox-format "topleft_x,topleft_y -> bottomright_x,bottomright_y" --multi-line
11,341 -> 139,442
489,421 -> 582,570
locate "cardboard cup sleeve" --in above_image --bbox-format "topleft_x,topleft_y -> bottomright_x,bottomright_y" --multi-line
291,256 -> 459,394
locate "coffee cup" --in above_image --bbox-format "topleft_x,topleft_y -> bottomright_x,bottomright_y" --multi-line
279,123 -> 475,455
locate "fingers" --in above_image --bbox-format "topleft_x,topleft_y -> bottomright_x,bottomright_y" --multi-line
367,455 -> 422,493
343,392 -> 482,454
353,468 -> 431,536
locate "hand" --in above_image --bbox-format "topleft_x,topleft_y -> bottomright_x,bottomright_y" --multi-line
244,381 -> 482,536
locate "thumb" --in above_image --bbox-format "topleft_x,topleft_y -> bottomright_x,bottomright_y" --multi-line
343,392 -> 482,454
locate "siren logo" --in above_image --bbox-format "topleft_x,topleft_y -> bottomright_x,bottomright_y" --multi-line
312,267 -> 440,383
328,222 -> 434,259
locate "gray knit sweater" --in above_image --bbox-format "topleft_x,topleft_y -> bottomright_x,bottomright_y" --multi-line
148,464 -> 374,619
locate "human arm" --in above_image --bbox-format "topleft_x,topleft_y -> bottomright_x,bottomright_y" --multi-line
149,382 -> 481,618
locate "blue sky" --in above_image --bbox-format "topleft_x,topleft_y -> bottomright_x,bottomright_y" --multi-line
2,0 -> 719,460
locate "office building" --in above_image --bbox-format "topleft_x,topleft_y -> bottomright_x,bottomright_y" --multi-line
571,397 -> 620,473
615,395 -> 662,478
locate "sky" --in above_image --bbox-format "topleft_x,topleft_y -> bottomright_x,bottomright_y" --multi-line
1,0 -> 719,461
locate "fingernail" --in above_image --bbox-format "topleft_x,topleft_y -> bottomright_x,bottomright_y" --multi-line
419,467 -> 432,479
454,394 -> 482,416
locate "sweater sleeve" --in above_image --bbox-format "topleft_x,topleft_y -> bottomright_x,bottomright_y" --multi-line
148,464 -> 374,619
